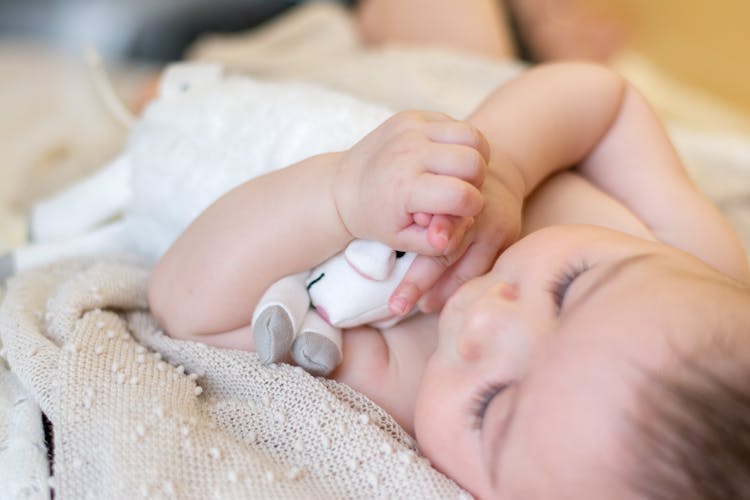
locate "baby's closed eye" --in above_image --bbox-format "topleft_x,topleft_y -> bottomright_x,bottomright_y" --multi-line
469,381 -> 509,430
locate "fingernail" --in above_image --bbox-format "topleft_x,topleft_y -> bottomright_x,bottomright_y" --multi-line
389,294 -> 409,316
435,229 -> 449,249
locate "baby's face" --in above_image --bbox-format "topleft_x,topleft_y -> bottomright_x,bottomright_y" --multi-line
414,225 -> 736,499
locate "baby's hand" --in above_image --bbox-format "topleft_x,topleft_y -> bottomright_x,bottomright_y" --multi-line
389,155 -> 525,315
334,111 -> 489,255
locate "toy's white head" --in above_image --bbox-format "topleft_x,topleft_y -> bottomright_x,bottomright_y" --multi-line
306,240 -> 416,328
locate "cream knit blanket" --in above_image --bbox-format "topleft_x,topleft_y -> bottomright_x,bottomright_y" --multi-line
0,260 -> 466,499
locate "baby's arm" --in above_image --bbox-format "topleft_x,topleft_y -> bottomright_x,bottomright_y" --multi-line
469,62 -> 749,282
148,111 -> 487,344
399,62 -> 748,312
149,152 -> 347,347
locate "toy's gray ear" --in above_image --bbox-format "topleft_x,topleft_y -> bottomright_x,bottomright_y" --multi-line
158,62 -> 223,99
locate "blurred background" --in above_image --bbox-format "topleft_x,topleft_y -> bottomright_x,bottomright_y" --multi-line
0,0 -> 749,252
580,0 -> 750,119
0,0 -> 312,61
1,0 -> 747,113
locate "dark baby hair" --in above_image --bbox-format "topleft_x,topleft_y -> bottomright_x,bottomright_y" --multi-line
628,328 -> 750,500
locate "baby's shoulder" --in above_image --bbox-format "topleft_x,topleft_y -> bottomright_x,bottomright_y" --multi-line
332,314 -> 439,431
336,314 -> 438,381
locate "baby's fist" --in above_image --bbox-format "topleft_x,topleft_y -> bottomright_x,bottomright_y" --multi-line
333,111 -> 489,256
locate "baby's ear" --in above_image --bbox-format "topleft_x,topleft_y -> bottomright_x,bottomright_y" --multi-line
158,62 -> 223,99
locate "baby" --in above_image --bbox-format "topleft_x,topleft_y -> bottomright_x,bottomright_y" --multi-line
149,61 -> 750,498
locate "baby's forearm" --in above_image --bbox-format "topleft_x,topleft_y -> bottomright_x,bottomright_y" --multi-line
468,62 -> 749,282
148,152 -> 352,341
578,84 -> 750,282
467,62 -> 625,201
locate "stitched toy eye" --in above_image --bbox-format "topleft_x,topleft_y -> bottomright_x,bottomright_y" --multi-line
395,251 -> 406,259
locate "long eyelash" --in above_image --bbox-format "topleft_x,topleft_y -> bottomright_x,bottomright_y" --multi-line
470,381 -> 508,430
548,263 -> 588,312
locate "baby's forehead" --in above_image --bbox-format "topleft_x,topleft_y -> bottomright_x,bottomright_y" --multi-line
624,318 -> 750,497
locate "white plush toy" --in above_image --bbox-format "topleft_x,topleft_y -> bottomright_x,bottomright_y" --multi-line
1,62 -> 418,376
253,240 -> 416,376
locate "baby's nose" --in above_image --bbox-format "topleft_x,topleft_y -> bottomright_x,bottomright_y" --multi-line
456,282 -> 519,362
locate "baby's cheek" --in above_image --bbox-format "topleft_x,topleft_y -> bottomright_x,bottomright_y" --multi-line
413,360 -> 485,491
413,362 -> 449,450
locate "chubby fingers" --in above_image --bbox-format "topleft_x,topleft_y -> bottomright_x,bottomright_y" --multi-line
418,240 -> 501,313
407,175 -> 484,219
389,252 -> 463,316
389,218 -> 475,315
424,213 -> 475,253
412,212 -> 433,227
383,111 -> 490,167
423,142 -> 487,187
411,212 -> 466,251
424,119 -> 491,166
395,214 -> 473,257
389,256 -> 446,316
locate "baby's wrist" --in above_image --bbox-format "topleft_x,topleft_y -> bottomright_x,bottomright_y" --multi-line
490,155 -> 527,204
329,151 -> 358,242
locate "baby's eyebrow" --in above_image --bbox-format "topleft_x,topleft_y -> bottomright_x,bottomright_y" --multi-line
566,253 -> 653,313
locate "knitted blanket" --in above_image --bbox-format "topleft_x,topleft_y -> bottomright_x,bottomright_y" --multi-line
0,259 -> 466,499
